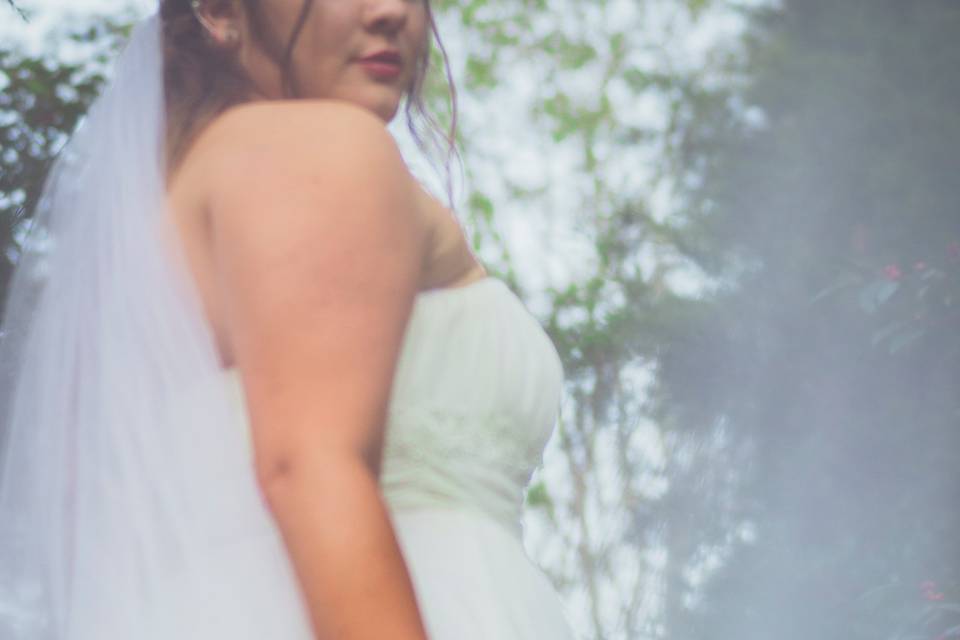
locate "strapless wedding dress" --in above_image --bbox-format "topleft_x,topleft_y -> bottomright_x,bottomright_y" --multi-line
145,276 -> 575,639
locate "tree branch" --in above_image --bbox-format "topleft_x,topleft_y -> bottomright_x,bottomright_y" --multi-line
5,0 -> 30,22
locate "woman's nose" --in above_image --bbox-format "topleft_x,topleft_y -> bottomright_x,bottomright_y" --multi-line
363,0 -> 410,34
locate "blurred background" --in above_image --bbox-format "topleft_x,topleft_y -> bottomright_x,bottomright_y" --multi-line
1,0 -> 958,638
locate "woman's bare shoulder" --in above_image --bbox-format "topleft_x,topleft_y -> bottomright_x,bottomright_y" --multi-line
187,100 -> 401,187
183,100 -> 429,232
171,100 -> 398,215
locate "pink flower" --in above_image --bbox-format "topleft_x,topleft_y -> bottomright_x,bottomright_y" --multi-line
914,261 -> 927,271
949,241 -> 960,261
883,264 -> 902,280
924,591 -> 945,601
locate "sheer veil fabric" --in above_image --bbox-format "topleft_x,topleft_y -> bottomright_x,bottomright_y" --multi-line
0,11 -> 293,639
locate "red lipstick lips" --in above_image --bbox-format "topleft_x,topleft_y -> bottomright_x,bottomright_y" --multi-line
357,49 -> 403,81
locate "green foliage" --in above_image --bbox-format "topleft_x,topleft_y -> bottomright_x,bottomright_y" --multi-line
0,17 -> 133,305
524,479 -> 556,521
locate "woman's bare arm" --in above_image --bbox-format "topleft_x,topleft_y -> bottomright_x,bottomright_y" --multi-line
200,100 -> 431,640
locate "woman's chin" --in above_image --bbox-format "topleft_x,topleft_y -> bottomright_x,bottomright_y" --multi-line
350,94 -> 402,123
300,87 -> 402,123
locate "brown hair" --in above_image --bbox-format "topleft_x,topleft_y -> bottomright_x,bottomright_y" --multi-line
160,0 -> 462,207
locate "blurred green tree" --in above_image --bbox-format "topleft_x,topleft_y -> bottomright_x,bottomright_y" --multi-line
658,0 -> 960,638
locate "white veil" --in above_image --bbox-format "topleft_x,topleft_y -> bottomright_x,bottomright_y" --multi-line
0,10 -> 311,640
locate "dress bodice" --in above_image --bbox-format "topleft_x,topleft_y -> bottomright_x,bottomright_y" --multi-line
380,277 -> 565,539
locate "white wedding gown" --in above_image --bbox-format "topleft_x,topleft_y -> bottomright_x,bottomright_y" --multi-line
145,276 -> 576,639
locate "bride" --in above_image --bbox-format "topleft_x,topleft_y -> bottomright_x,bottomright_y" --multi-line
0,1 -> 575,639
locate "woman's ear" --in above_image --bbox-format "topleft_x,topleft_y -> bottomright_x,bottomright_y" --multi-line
190,0 -> 244,49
